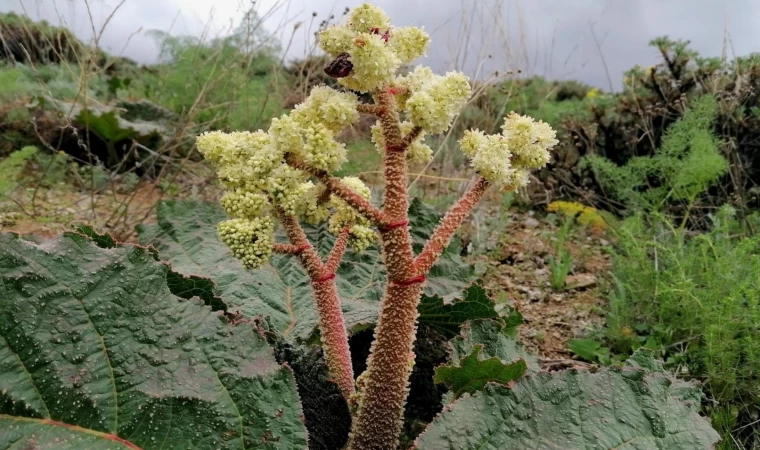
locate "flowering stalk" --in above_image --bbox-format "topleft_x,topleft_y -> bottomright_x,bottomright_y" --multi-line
276,207 -> 355,399
415,177 -> 490,274
196,4 -> 557,447
285,154 -> 388,226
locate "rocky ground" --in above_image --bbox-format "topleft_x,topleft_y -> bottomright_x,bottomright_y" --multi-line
475,208 -> 611,366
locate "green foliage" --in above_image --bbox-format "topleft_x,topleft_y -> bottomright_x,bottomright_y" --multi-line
444,319 -> 538,373
0,145 -> 37,196
434,318 -> 537,398
433,345 -> 527,399
605,206 -> 760,440
586,95 -> 726,214
568,338 -> 617,365
417,363 -> 720,449
0,64 -> 110,101
136,199 -> 482,340
0,231 -> 308,449
417,287 -> 500,338
134,26 -> 285,131
548,216 -> 573,290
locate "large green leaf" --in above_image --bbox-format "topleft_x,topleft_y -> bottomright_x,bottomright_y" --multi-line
136,200 -> 482,340
434,318 -> 537,401
433,346 -> 527,399
415,366 -> 720,449
447,319 -> 539,373
417,286 -> 499,339
0,232 -> 308,449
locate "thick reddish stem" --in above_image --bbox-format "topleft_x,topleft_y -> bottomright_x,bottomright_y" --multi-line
376,90 -> 416,279
326,226 -> 351,274
273,243 -> 307,254
285,154 -> 388,226
348,283 -> 423,450
357,103 -> 384,116
415,177 -> 490,274
348,90 -> 420,450
275,207 -> 355,399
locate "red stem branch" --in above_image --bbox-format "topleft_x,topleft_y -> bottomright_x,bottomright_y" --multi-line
399,125 -> 424,149
415,177 -> 490,274
357,103 -> 384,116
285,154 -> 388,226
273,243 -> 306,255
275,206 -> 355,399
348,89 -> 421,450
325,226 -> 351,275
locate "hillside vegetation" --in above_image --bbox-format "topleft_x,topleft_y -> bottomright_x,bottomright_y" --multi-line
1,7 -> 759,448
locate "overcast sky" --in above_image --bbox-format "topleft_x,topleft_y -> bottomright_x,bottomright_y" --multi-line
3,0 -> 760,90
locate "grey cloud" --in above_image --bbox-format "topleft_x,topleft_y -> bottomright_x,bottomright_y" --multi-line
2,0 -> 758,90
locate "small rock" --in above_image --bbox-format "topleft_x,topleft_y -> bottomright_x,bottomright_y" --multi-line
527,289 -> 544,302
523,218 -> 540,228
565,273 -> 597,290
599,239 -> 610,246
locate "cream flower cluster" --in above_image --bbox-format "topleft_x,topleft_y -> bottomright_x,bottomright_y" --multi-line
319,4 -> 430,93
397,66 -> 472,134
460,113 -> 558,190
217,217 -> 275,269
196,85 -> 371,268
371,121 -> 433,164
328,177 -> 377,251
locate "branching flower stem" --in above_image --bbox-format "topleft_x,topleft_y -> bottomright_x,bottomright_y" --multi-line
274,206 -> 355,400
285,91 -> 493,449
285,154 -> 388,226
415,177 -> 490,273
347,90 -> 480,450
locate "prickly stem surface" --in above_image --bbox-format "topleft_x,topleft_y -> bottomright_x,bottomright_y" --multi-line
415,177 -> 490,273
273,243 -> 304,254
348,89 -> 421,450
276,206 -> 356,399
347,283 -> 422,450
326,226 -> 351,274
311,276 -> 356,400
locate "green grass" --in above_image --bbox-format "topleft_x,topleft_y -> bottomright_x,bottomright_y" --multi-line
605,208 -> 760,447
336,140 -> 382,177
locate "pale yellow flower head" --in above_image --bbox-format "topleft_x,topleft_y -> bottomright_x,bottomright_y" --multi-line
196,130 -> 269,167
348,225 -> 377,252
459,113 -> 557,190
318,4 -> 429,93
405,71 -> 471,134
217,217 -> 274,269
292,86 -> 359,133
295,183 -> 331,225
319,26 -> 355,55
501,112 -> 557,170
339,33 -> 401,93
266,165 -> 309,215
301,125 -> 347,172
388,27 -> 429,64
220,189 -> 270,220
346,3 -> 391,33
269,115 -> 302,156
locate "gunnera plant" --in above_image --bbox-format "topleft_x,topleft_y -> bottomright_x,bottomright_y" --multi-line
196,4 -> 557,448
0,4 -> 722,450
197,0 -> 580,449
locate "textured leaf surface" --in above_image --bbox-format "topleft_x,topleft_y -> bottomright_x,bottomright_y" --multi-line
136,200 -> 482,339
416,367 -> 720,450
433,345 -> 527,398
447,319 -> 539,373
0,232 -> 307,449
417,286 -> 499,339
